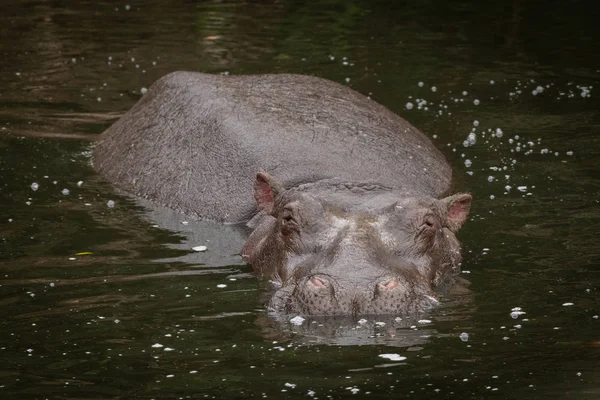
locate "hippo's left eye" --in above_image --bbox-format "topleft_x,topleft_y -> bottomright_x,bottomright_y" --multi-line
417,215 -> 436,246
420,215 -> 436,230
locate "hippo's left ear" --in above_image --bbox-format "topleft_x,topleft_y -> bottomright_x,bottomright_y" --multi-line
443,193 -> 472,232
254,172 -> 284,214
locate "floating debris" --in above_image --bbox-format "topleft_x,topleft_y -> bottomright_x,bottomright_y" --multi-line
378,353 -> 406,361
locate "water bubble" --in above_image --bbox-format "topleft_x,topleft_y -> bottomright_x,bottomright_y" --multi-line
459,332 -> 469,342
418,81 -> 424,87
495,128 -> 503,138
487,176 -> 495,183
31,182 -> 39,191
61,188 -> 70,195
462,91 -> 468,96
473,99 -> 480,105
431,86 -> 437,92
464,159 -> 472,168
140,87 -> 148,94
473,120 -> 479,127
107,200 -> 115,208
405,102 -> 414,110
467,132 -> 477,145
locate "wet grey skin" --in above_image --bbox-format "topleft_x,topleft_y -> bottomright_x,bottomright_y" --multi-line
92,72 -> 472,318
242,173 -> 471,317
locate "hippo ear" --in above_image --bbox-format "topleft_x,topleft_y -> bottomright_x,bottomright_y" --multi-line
443,193 -> 472,232
254,172 -> 284,214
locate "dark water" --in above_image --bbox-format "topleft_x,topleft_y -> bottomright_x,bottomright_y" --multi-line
1,1 -> 598,399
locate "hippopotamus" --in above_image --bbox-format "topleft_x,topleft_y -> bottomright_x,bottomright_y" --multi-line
92,71 -> 471,317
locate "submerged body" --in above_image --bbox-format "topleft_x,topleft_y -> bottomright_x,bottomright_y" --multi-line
93,72 -> 471,317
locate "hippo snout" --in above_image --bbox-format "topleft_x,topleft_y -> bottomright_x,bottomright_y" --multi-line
271,273 -> 435,317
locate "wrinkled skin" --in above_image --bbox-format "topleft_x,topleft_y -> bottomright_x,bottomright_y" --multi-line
242,173 -> 471,317
92,72 -> 472,318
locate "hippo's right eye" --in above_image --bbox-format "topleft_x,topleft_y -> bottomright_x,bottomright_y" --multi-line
281,209 -> 299,234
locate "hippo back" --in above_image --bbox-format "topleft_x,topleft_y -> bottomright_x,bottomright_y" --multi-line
92,72 -> 451,222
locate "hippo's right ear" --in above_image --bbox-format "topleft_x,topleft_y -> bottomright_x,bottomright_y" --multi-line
254,172 -> 284,214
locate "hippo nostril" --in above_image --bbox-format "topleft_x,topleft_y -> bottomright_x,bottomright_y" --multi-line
309,276 -> 328,288
379,278 -> 399,290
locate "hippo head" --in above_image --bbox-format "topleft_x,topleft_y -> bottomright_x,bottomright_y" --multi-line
242,172 -> 472,317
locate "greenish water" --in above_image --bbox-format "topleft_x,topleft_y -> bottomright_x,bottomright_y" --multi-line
1,1 -> 598,399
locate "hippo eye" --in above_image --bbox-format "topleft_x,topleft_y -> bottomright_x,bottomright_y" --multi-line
281,208 -> 299,234
420,215 -> 436,230
282,211 -> 297,224
417,215 -> 436,247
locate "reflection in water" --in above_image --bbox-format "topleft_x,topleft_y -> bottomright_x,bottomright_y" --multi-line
135,197 -> 247,267
259,313 -> 439,347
